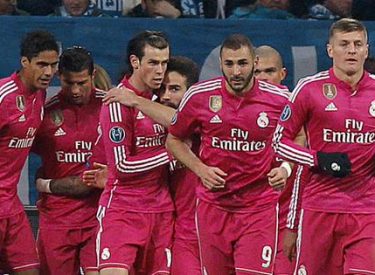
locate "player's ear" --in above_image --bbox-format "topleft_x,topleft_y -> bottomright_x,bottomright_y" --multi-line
327,43 -> 333,59
130,55 -> 140,70
20,56 -> 29,68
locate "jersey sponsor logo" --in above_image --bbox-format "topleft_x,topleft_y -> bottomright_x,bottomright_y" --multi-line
109,126 -> 125,143
101,247 -> 110,260
209,95 -> 222,112
136,111 -> 145,120
50,109 -> 64,127
209,114 -> 222,123
369,100 -> 375,117
136,134 -> 166,148
323,119 -> 375,144
324,102 -> 337,111
211,128 -> 266,152
8,127 -> 37,148
54,127 -> 66,136
323,83 -> 337,100
257,112 -> 269,128
280,105 -> 291,121
16,95 -> 25,112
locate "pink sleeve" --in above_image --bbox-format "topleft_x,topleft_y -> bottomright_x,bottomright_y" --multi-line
272,82 -> 318,167
100,102 -> 169,181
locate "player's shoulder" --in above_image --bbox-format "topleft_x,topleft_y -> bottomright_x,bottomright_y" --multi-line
289,70 -> 330,102
0,77 -> 18,104
257,80 -> 290,100
44,94 -> 61,110
179,77 -> 223,110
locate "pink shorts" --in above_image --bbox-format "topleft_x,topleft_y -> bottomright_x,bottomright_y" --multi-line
0,211 -> 39,272
296,209 -> 375,275
171,238 -> 200,275
196,200 -> 277,275
97,206 -> 173,274
37,225 -> 97,275
273,228 -> 296,275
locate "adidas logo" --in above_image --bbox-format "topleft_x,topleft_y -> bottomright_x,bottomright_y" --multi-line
136,111 -> 145,120
18,114 -> 26,122
325,102 -> 337,111
54,127 -> 66,136
209,115 -> 222,123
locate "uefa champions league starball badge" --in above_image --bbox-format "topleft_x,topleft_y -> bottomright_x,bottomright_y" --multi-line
369,100 -> 375,117
257,112 -> 269,128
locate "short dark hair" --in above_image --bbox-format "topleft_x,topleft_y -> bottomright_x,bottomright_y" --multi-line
220,34 -> 255,58
127,30 -> 169,73
58,46 -> 94,75
20,30 -> 59,60
167,56 -> 199,88
329,18 -> 367,42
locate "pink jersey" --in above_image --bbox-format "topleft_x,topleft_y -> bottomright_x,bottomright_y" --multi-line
99,77 -> 173,212
273,69 -> 375,213
169,134 -> 200,241
169,77 -> 289,212
32,89 -> 104,228
0,73 -> 45,218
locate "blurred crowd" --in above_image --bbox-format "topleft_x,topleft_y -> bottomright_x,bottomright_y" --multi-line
1,0 -> 375,20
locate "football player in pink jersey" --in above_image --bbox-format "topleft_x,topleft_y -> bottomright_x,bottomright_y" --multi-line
32,47 -> 104,275
166,34 -> 291,275
273,18 -> 375,274
0,31 -> 59,275
100,56 -> 201,274
96,31 -> 174,275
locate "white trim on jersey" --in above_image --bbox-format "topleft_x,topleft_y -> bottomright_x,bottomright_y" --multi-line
287,165 -> 303,230
178,78 -> 222,111
294,209 -> 304,273
258,81 -> 290,99
273,125 -> 315,166
109,102 -> 122,123
289,71 -> 329,103
195,199 -> 205,275
96,205 -> 106,268
113,146 -> 169,173
0,81 -> 17,103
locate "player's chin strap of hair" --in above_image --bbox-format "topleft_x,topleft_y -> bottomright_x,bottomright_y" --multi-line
280,161 -> 292,178
36,178 -> 52,193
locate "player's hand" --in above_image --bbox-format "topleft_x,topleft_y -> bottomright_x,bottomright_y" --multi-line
102,87 -> 138,107
267,167 -> 288,190
283,229 -> 297,262
82,162 -> 108,189
196,164 -> 227,191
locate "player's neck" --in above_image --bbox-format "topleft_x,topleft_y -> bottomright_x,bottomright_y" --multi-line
128,74 -> 152,93
17,70 -> 37,93
333,67 -> 364,90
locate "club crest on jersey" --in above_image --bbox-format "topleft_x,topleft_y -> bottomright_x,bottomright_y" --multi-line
323,83 -> 337,100
16,95 -> 25,112
280,105 -> 291,121
257,112 -> 269,128
370,100 -> 375,117
209,96 -> 222,112
50,109 -> 64,127
297,265 -> 307,275
109,126 -> 125,143
101,248 -> 110,260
